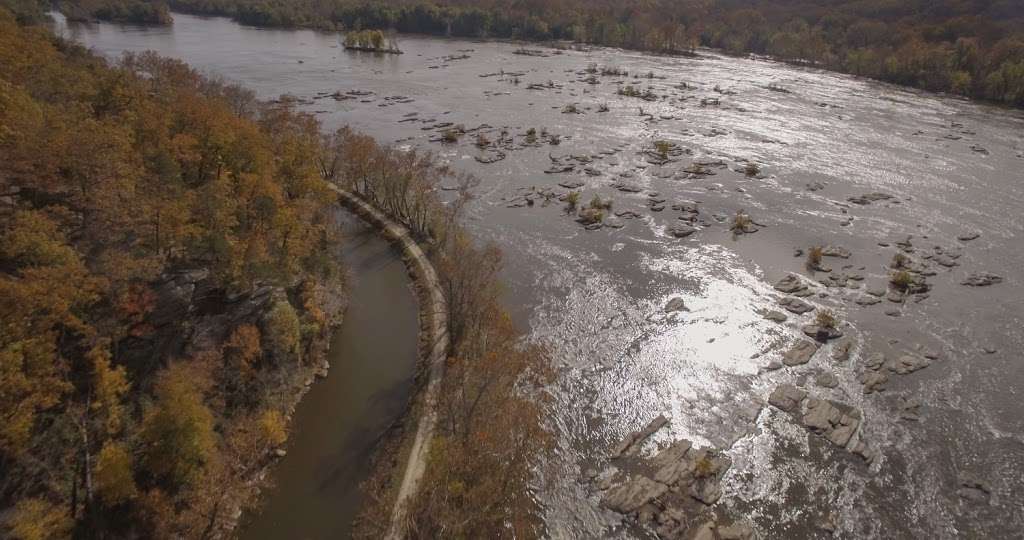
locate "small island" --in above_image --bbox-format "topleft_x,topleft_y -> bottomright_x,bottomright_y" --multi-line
343,29 -> 402,54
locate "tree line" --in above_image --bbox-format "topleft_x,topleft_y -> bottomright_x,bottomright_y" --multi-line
155,0 -> 1024,106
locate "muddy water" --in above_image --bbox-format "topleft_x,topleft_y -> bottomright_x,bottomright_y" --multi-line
242,217 -> 418,539
54,12 -> 1024,539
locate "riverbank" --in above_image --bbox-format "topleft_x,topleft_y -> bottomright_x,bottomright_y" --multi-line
328,185 -> 450,539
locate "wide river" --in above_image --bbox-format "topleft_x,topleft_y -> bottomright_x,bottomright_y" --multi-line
54,12 -> 1024,539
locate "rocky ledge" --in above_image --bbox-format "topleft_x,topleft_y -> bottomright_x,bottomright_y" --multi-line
596,416 -> 749,539
769,384 -> 875,463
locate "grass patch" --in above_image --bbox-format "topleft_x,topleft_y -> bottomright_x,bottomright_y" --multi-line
815,309 -> 838,329
806,246 -> 823,269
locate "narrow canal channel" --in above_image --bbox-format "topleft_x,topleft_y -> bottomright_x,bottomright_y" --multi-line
243,216 -> 419,539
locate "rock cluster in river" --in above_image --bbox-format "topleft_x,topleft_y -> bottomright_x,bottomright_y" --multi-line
768,384 -> 875,462
596,416 -> 748,539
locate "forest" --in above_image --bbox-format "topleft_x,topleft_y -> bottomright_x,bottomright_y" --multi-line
0,3 -> 548,537
150,0 -> 1024,106
0,4 -> 344,536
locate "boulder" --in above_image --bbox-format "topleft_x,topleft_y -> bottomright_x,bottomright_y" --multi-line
612,414 -> 669,457
768,384 -> 807,412
783,340 -> 819,366
774,274 -> 806,294
860,371 -> 889,394
602,475 -> 668,513
779,297 -> 814,315
831,338 -> 854,363
891,354 -> 930,375
802,324 -> 843,342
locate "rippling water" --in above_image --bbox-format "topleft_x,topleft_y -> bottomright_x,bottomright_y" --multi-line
53,12 -> 1024,538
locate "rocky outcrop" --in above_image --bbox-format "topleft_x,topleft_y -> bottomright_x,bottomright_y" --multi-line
612,414 -> 669,457
857,352 -> 931,394
768,385 -> 874,462
601,435 -> 733,538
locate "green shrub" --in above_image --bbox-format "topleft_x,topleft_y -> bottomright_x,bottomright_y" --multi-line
891,270 -> 913,291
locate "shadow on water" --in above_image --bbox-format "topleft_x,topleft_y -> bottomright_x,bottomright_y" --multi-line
242,215 -> 419,540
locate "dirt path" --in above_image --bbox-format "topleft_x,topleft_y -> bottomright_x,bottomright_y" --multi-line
328,185 -> 448,539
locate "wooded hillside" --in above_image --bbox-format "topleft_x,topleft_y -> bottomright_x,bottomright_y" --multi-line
0,8 -> 343,537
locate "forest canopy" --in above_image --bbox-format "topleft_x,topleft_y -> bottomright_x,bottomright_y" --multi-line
0,6 -> 342,537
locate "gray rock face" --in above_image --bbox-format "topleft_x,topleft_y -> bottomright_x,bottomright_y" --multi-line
770,386 -> 869,457
602,436 -> 733,534
891,354 -> 931,375
957,232 -> 980,242
602,475 -> 668,513
763,310 -> 788,323
779,297 -> 815,314
769,384 -> 807,412
774,274 -> 807,294
783,340 -> 820,366
803,398 -> 861,447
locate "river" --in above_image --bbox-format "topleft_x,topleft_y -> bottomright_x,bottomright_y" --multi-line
53,12 -> 1024,539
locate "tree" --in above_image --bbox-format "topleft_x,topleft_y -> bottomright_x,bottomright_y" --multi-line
263,300 -> 301,363
140,364 -> 215,489
8,498 -> 73,540
94,441 -> 138,507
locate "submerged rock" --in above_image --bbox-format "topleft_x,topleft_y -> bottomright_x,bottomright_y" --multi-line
847,192 -> 893,205
961,273 -> 1003,286
603,475 -> 668,513
768,384 -> 807,412
891,354 -> 931,375
669,224 -> 698,238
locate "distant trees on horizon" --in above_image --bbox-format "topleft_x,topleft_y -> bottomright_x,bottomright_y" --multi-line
153,0 -> 1024,106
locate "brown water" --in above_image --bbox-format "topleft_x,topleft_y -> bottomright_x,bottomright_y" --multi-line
54,12 -> 1024,539
242,217 -> 418,539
